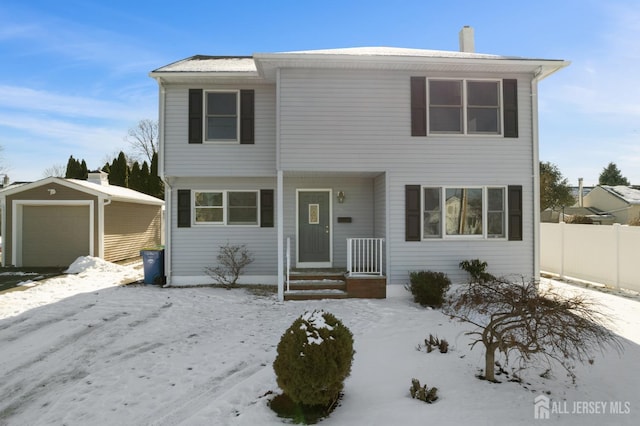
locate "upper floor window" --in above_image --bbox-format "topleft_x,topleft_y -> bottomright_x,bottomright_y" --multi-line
205,91 -> 239,142
428,80 -> 501,135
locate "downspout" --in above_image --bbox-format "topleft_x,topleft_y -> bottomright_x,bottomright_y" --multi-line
531,69 -> 542,281
156,80 -> 172,286
0,195 -> 5,266
276,68 -> 284,301
99,197 -> 111,259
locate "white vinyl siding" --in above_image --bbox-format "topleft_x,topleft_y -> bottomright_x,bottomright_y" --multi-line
163,84 -> 276,177
279,69 -> 529,172
164,67 -> 535,285
170,177 -> 276,279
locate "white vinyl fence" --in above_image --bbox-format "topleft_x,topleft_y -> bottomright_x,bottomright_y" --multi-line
540,222 -> 640,293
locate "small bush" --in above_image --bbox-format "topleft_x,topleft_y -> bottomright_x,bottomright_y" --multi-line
565,215 -> 593,224
418,334 -> 449,354
628,216 -> 640,226
459,259 -> 495,283
273,310 -> 354,408
204,242 -> 254,287
410,378 -> 438,403
406,271 -> 451,308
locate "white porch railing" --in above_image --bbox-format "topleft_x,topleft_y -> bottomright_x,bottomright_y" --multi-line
347,238 -> 384,276
286,237 -> 291,292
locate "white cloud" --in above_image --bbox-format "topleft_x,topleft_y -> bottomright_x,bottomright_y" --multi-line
0,85 -> 153,121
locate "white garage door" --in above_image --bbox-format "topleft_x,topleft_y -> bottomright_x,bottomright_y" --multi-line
22,205 -> 91,267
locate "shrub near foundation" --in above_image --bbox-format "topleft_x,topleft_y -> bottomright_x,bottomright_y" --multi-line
407,271 -> 451,308
273,310 -> 354,408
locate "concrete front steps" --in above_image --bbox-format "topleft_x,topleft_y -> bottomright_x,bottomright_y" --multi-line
284,269 -> 386,301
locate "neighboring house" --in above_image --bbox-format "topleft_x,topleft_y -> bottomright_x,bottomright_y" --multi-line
583,185 -> 640,224
0,171 -> 164,267
149,27 -> 568,300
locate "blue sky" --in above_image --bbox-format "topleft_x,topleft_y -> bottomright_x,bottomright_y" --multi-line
1,0 -> 638,186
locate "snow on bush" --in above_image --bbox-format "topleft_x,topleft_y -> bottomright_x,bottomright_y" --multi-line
273,310 -> 354,407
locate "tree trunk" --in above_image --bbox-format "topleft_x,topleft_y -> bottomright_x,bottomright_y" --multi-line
485,344 -> 497,382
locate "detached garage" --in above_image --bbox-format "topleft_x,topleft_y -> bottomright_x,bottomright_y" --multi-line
0,172 -> 164,267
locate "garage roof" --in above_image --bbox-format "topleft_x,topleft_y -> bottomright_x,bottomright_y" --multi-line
0,177 -> 164,206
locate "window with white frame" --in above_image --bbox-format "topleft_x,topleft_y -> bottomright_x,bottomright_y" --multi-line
194,190 -> 258,225
428,80 -> 501,135
205,91 -> 239,142
422,187 -> 506,239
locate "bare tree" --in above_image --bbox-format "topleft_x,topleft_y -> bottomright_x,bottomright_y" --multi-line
0,145 -> 6,175
42,163 -> 66,178
125,119 -> 158,164
204,243 -> 254,288
445,277 -> 623,383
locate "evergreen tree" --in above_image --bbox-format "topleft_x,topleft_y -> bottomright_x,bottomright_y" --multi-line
540,161 -> 575,211
129,162 -> 142,191
599,162 -> 630,186
109,151 -> 129,187
149,152 -> 164,199
80,160 -> 88,179
140,161 -> 151,194
65,155 -> 85,179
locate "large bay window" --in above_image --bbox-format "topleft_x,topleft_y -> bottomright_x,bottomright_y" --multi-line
422,187 -> 506,239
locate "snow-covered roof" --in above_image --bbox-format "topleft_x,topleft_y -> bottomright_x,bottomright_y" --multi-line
0,177 -> 163,206
151,55 -> 257,73
150,46 -> 569,82
67,179 -> 164,205
601,185 -> 640,205
275,46 -> 514,60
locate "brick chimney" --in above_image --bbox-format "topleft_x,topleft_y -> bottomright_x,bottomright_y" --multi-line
459,26 -> 475,53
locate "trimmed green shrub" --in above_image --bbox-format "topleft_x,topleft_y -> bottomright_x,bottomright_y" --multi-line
459,259 -> 495,283
407,271 -> 451,308
273,310 -> 354,408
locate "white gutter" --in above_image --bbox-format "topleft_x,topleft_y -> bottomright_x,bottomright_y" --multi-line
276,68 -> 284,302
532,71 -> 541,281
532,61 -> 570,280
156,80 -> 172,286
0,194 -> 5,266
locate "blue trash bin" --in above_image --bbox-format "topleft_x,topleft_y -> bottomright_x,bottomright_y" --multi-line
140,249 -> 165,285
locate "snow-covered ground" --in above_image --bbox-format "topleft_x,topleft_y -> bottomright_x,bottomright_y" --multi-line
0,257 -> 638,425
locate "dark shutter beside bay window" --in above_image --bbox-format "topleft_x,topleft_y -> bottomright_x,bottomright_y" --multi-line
240,90 -> 255,144
405,185 -> 421,241
410,77 -> 427,136
503,79 -> 518,138
177,189 -> 191,228
188,89 -> 203,144
260,189 -> 274,227
508,185 -> 522,240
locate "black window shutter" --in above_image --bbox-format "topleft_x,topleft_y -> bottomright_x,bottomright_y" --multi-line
177,189 -> 191,228
188,89 -> 203,144
240,90 -> 255,144
508,185 -> 523,241
260,189 -> 274,227
410,77 -> 427,136
503,79 -> 518,138
405,185 -> 421,241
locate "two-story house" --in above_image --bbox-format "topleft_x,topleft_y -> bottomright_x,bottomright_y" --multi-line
149,27 -> 568,300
